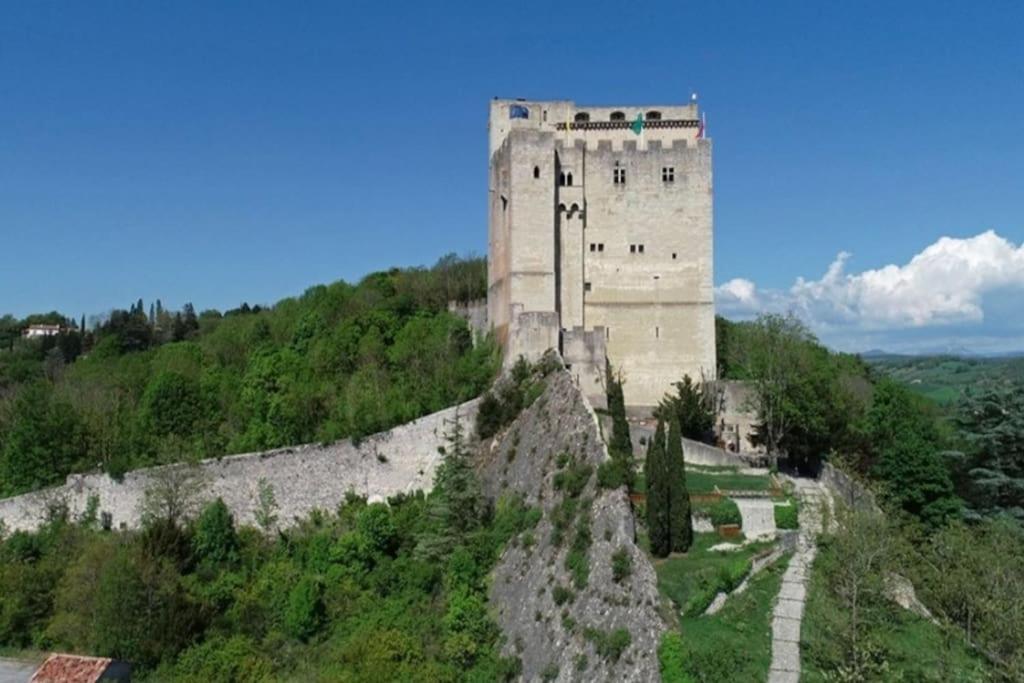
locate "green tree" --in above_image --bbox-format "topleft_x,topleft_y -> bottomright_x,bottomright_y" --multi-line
645,420 -> 671,557
666,418 -> 693,553
954,383 -> 1024,522
663,375 -> 717,443
284,575 -> 324,641
0,381 -> 85,495
141,371 -> 205,438
192,498 -> 239,566
865,380 -> 960,527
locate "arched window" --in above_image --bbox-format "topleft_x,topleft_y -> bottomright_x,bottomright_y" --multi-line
610,111 -> 625,121
509,104 -> 529,119
646,110 -> 662,120
558,203 -> 567,213
566,172 -> 573,186
533,166 -> 540,179
570,203 -> 580,214
574,112 -> 590,122
559,172 -> 566,187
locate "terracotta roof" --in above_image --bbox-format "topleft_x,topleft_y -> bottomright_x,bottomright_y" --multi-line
31,654 -> 113,683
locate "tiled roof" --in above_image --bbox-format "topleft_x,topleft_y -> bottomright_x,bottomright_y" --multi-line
31,654 -> 112,683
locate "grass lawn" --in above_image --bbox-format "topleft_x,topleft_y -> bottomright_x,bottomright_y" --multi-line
802,544 -> 992,681
666,552 -> 792,683
653,533 -> 774,617
633,466 -> 773,496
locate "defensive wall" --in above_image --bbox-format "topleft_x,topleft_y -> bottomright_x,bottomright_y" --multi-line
0,399 -> 479,534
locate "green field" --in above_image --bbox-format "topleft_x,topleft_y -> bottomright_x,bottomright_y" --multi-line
867,354 -> 1024,405
634,465 -> 773,495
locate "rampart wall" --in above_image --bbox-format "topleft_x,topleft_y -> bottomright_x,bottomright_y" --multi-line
0,399 -> 479,534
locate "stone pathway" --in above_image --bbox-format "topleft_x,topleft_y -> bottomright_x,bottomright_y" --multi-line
768,479 -> 829,683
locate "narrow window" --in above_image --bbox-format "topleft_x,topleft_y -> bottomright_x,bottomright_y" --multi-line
630,244 -> 636,254
534,166 -> 540,179
613,168 -> 626,185
501,195 -> 508,211
590,243 -> 596,252
559,172 -> 566,186
598,243 -> 604,252
662,166 -> 675,182
584,282 -> 592,292
672,252 -> 677,259
656,326 -> 660,338
639,244 -> 645,253
566,172 -> 573,186
606,327 -> 610,340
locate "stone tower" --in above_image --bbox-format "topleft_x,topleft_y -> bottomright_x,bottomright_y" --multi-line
487,98 -> 716,410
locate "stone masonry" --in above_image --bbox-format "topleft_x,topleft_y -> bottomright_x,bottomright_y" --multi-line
487,99 -> 716,410
0,399 -> 478,534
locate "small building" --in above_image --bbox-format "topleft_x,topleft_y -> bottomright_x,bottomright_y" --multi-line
715,380 -> 765,455
21,324 -> 66,339
31,654 -> 131,683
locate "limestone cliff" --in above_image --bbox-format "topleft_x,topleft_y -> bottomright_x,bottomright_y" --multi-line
481,365 -> 666,682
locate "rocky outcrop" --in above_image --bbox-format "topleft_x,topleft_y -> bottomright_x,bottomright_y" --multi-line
481,364 -> 666,682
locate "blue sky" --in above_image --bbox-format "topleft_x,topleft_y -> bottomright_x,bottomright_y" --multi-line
2,1 -> 1022,352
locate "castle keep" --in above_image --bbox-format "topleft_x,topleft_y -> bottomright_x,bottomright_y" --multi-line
487,99 -> 716,409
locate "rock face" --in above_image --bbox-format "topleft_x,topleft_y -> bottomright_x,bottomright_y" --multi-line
481,367 -> 665,682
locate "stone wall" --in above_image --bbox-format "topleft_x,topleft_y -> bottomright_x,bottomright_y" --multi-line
447,298 -> 488,342
819,461 -> 878,512
0,400 -> 479,534
562,325 -> 608,410
681,436 -> 752,467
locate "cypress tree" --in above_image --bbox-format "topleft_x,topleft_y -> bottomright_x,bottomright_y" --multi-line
667,417 -> 693,552
645,419 -> 671,557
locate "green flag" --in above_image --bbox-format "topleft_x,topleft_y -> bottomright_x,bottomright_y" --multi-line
630,113 -> 644,135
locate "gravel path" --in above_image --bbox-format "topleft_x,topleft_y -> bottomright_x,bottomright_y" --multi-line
768,479 -> 829,683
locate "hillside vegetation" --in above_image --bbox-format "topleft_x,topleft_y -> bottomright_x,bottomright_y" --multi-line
0,255 -> 496,497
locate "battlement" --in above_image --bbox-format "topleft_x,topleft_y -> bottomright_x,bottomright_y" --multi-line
489,98 -> 703,158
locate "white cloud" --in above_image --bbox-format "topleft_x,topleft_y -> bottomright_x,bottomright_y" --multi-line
716,230 -> 1024,350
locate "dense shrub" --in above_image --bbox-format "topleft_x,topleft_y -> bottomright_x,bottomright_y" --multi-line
709,498 -> 742,528
583,627 -> 632,662
658,632 -> 690,683
0,256 -> 498,496
774,501 -> 799,530
611,548 -> 632,583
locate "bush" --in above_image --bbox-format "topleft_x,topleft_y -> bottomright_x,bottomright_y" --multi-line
597,458 -> 629,489
658,632 -> 690,683
552,585 -> 574,606
774,501 -> 799,530
584,627 -> 632,662
611,548 -> 632,583
709,498 -> 742,528
285,576 -> 325,641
